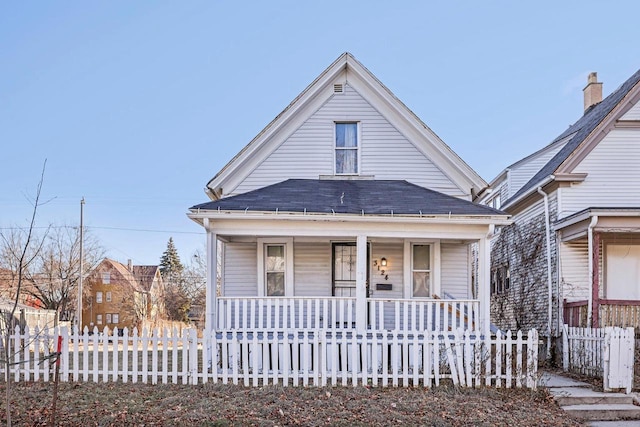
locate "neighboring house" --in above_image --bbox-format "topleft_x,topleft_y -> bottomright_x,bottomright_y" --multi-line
188,53 -> 509,335
82,258 -> 149,331
132,264 -> 165,324
480,69 -> 640,346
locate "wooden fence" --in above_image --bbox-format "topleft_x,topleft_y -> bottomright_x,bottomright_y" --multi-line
562,325 -> 635,393
1,326 -> 539,389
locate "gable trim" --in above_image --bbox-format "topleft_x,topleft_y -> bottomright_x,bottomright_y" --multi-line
206,53 -> 487,200
556,81 -> 640,174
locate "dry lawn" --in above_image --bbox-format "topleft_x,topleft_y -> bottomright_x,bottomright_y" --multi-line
0,381 -> 581,426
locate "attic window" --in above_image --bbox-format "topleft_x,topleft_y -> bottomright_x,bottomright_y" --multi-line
333,84 -> 344,93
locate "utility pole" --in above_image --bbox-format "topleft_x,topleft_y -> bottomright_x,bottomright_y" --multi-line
76,197 -> 85,330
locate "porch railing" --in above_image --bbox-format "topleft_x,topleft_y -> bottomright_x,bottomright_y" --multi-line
216,297 -> 479,332
563,299 -> 640,331
216,297 -> 357,330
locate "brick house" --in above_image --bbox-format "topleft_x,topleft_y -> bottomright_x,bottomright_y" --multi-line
82,258 -> 149,331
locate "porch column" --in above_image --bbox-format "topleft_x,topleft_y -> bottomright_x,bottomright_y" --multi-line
477,234 -> 491,337
355,234 -> 367,333
205,229 -> 218,335
592,232 -> 601,327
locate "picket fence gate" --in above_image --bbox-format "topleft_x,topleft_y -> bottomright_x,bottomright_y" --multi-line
562,325 -> 635,393
1,326 -> 539,389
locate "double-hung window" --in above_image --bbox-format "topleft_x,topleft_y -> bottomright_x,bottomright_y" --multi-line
96,291 -> 103,304
335,122 -> 358,174
412,244 -> 431,297
265,245 -> 286,296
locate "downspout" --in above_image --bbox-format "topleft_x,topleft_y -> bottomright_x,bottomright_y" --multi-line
587,215 -> 599,327
537,187 -> 553,360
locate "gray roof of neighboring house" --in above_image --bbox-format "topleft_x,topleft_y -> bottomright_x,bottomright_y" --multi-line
191,179 -> 506,216
508,68 -> 640,204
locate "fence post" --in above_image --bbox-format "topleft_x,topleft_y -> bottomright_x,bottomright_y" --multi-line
189,328 -> 198,385
603,327 -> 612,392
60,326 -> 70,382
562,324 -> 569,371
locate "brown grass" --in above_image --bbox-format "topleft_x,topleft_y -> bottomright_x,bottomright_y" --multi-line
0,381 -> 580,426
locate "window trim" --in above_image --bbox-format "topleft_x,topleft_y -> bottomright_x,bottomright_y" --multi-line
257,238 -> 294,296
334,122 -> 360,176
403,240 -> 440,299
96,291 -> 103,304
102,272 -> 110,284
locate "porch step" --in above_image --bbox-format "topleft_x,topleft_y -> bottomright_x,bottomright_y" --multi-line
550,387 -> 634,406
561,404 -> 640,421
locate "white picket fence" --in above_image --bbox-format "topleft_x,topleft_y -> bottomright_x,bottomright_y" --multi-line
562,325 -> 635,393
1,326 -> 539,389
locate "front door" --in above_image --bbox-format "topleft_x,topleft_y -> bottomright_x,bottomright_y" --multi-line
331,242 -> 370,297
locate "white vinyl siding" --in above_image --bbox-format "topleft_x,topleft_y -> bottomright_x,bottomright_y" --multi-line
507,137 -> 569,199
620,100 -> 640,120
234,84 -> 464,197
293,241 -> 332,297
562,129 -> 640,214
559,241 -> 590,302
223,242 -> 257,296
440,243 -> 470,299
370,242 -> 403,299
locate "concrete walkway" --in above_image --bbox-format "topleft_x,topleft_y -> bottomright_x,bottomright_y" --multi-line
539,372 -> 640,425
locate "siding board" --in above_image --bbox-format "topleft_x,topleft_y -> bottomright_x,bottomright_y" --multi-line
234,84 -> 463,197
562,129 -> 640,214
441,243 -> 470,299
223,243 -> 257,296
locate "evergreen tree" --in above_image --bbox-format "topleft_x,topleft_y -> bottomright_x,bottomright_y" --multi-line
159,238 -> 189,322
159,237 -> 183,281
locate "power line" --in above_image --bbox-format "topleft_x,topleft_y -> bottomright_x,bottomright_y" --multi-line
0,225 -> 204,235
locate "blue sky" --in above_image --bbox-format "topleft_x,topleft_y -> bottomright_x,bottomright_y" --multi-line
2,1 -> 639,265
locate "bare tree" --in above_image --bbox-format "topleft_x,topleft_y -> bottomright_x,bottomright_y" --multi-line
21,226 -> 104,321
0,163 -> 49,427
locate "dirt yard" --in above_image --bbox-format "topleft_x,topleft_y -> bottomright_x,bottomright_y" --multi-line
0,381 -> 580,426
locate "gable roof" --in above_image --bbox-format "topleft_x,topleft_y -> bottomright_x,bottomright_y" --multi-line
206,52 -> 487,200
506,68 -> 640,207
90,259 -> 146,293
132,265 -> 161,292
192,179 -> 505,217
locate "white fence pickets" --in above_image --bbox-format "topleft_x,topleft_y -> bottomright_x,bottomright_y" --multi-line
0,326 -> 539,389
563,325 -> 635,393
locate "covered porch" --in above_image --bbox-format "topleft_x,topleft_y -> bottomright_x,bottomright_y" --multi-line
189,179 -> 509,335
557,208 -> 640,330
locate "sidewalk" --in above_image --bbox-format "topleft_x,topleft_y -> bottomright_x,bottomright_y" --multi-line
539,372 -> 640,425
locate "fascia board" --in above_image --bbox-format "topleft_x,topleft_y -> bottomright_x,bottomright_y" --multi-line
346,59 -> 486,195
187,210 -> 511,226
207,54 -> 350,198
556,82 -> 640,174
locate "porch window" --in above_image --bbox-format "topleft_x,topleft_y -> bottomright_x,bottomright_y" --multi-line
266,244 -> 285,296
335,122 -> 358,174
412,244 -> 431,297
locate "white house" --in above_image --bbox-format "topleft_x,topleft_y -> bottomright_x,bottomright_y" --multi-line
189,53 -> 509,336
480,69 -> 640,341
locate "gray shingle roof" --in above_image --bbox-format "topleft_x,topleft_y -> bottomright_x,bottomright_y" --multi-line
508,68 -> 640,204
191,179 -> 505,216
